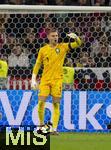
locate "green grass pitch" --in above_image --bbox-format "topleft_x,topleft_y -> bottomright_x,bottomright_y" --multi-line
50,132 -> 111,150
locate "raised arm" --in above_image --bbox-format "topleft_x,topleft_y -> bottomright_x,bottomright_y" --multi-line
67,33 -> 82,49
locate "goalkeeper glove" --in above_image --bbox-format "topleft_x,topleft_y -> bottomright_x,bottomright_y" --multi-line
67,33 -> 78,39
67,32 -> 82,46
31,74 -> 38,90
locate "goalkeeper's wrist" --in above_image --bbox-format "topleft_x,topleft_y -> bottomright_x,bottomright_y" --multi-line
32,74 -> 36,82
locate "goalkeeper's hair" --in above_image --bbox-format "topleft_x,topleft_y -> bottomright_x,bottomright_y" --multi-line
46,27 -> 58,35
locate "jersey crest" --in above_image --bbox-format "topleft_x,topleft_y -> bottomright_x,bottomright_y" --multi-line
55,48 -> 60,54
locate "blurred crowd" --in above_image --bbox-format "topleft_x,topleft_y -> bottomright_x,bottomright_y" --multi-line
0,0 -> 111,6
1,12 -> 111,69
1,5 -> 111,90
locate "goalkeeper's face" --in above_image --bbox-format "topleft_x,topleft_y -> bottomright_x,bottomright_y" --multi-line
48,32 -> 59,45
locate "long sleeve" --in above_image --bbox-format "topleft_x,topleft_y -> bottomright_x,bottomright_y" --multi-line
63,36 -> 82,52
32,50 -> 43,76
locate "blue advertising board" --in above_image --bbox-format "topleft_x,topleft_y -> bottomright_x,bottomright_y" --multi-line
0,90 -> 111,132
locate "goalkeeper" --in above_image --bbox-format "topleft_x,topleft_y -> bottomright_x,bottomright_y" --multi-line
31,28 -> 82,135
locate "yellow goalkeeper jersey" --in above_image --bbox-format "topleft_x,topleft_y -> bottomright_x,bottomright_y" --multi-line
33,39 -> 81,81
